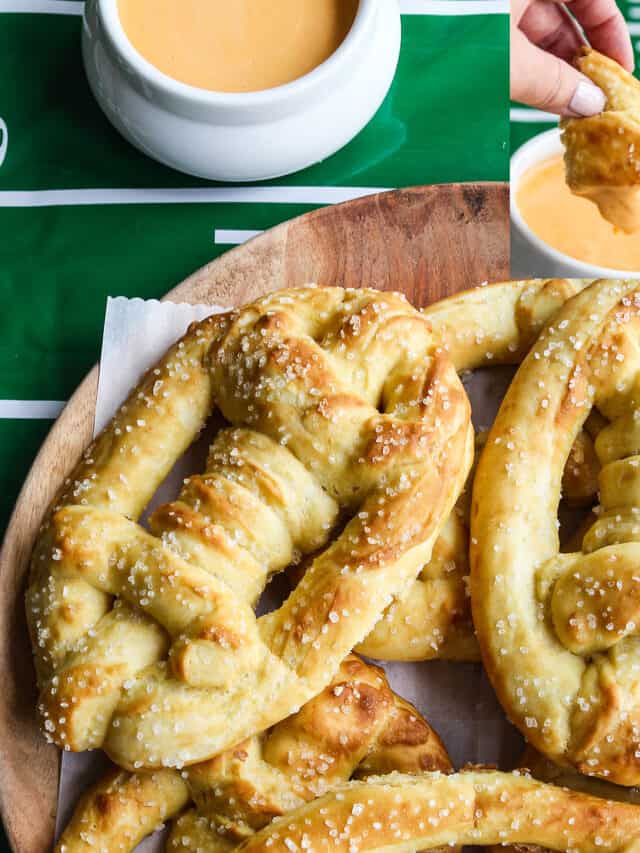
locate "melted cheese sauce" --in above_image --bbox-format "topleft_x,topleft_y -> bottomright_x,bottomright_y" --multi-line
117,0 -> 359,93
517,156 -> 640,271
577,185 -> 640,234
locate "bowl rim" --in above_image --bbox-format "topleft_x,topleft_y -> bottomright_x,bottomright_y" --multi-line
510,126 -> 640,279
98,0 -> 378,109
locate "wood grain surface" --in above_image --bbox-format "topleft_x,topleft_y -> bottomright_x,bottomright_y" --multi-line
0,183 -> 508,853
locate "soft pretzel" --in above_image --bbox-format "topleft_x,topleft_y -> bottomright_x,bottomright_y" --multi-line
472,278 -> 640,786
55,655 -> 453,853
54,769 -> 188,853
515,745 -> 640,803
358,278 -> 598,661
235,769 -> 640,851
354,488 -> 476,661
27,286 -> 474,770
357,428 -> 600,662
562,49 -> 640,233
490,746 -> 640,853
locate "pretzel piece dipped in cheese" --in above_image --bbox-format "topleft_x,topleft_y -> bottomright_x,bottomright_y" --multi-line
562,49 -> 640,233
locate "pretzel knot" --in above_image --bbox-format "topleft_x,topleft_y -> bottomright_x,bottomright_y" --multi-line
26,287 -> 472,770
473,278 -> 640,787
56,655 -> 455,853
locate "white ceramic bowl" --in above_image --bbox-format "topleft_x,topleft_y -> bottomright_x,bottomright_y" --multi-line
511,127 -> 640,279
81,0 -> 401,182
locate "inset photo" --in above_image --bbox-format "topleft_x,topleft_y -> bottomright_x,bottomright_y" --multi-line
510,0 -> 640,277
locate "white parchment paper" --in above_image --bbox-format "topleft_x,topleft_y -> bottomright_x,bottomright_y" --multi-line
55,298 -> 524,851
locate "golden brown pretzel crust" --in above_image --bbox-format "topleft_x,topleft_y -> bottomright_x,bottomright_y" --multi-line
356,507 -> 475,661
55,656 -> 453,853
39,279 -> 617,852
359,278 -> 597,661
180,656 -> 451,844
562,49 -> 640,232
27,286 -> 473,770
54,769 -> 189,852
490,746 -> 640,853
472,279 -> 640,786
236,770 -> 640,852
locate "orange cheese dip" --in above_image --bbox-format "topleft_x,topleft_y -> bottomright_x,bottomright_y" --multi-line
516,155 -> 640,272
117,0 -> 359,93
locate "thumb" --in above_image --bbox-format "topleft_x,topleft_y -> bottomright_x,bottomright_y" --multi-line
511,27 -> 607,115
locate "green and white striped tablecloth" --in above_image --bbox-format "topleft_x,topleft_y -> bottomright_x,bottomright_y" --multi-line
0,0 -> 507,846
510,0 -> 640,153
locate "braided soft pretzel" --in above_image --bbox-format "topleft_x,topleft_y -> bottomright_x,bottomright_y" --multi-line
472,278 -> 640,787
27,286 -> 474,770
358,278 -> 597,661
236,769 -> 640,852
55,655 -> 453,853
562,49 -> 640,233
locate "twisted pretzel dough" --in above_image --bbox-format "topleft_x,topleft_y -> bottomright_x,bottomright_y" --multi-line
56,655 -> 453,853
491,746 -> 640,853
562,49 -> 640,233
32,279 -> 615,850
27,287 -> 473,770
472,278 -> 640,787
358,278 -> 597,661
236,769 -> 640,851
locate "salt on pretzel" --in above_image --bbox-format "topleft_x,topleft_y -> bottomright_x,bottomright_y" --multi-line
472,278 -> 640,787
562,49 -> 640,233
55,655 -> 454,853
490,746 -> 640,853
358,278 -> 598,661
27,286 -> 474,770
55,769 -> 187,853
235,769 -> 640,852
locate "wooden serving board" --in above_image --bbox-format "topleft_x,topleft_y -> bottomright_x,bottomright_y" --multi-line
0,183 -> 508,853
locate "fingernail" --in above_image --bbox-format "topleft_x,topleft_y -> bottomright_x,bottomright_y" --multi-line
568,81 -> 606,117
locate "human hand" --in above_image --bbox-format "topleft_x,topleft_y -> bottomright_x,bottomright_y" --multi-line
511,0 -> 634,115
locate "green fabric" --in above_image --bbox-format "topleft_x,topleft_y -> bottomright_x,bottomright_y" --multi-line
0,11 -> 508,408
0,420 -> 52,531
510,0 -> 639,152
1,13 -> 508,190
0,4 -> 507,849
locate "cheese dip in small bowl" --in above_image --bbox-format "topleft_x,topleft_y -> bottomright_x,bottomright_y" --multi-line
82,0 -> 401,181
511,128 -> 640,278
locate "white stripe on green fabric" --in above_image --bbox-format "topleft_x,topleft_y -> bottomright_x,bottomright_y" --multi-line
0,186 -> 389,208
0,1 -> 83,13
399,1 -> 507,13
213,229 -> 262,245
510,108 -> 558,123
2,0 -> 508,14
628,22 -> 640,34
0,3 -> 507,425
0,401 -> 64,419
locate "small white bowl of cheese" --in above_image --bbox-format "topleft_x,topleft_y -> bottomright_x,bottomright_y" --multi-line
82,0 -> 401,182
511,127 -> 640,279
